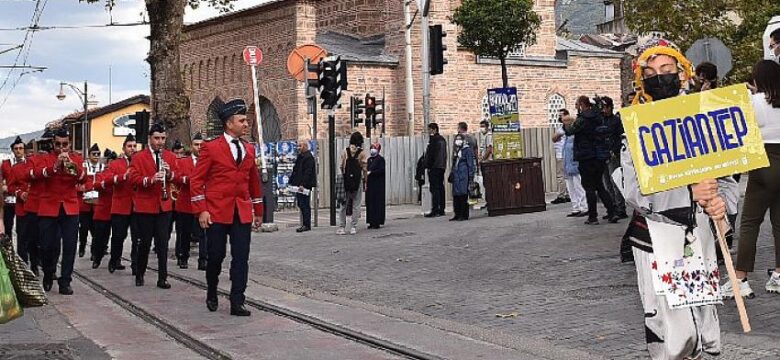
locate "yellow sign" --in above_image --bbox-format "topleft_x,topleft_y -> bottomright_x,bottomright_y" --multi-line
493,133 -> 524,160
623,84 -> 769,195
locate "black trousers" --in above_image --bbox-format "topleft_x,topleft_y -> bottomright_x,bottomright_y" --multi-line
296,193 -> 311,228
110,214 -> 138,267
39,207 -> 78,287
578,159 -> 615,220
135,212 -> 172,281
14,213 -> 28,262
79,210 -> 94,250
193,217 -> 207,262
206,211 -> 250,306
23,213 -> 40,269
91,220 -> 111,261
3,204 -> 14,238
453,194 -> 469,220
175,212 -> 194,261
428,168 -> 446,215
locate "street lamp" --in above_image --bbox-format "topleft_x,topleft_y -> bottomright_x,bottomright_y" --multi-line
56,81 -> 88,153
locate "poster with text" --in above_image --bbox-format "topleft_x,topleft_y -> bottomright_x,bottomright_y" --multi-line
488,87 -> 523,159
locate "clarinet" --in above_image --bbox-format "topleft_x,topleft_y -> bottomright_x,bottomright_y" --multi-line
160,156 -> 169,201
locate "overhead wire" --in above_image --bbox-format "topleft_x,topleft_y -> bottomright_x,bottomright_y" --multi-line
0,0 -> 49,111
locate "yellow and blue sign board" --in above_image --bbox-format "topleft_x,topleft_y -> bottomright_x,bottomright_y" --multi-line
623,84 -> 769,194
488,87 -> 524,159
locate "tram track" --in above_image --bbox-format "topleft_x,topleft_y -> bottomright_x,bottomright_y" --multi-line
70,255 -> 441,360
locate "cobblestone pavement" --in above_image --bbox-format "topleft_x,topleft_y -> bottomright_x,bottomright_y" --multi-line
251,199 -> 780,359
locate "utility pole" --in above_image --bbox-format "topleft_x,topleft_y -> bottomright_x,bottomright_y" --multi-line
404,0 -> 416,136
421,7 -> 431,137
328,108 -> 336,226
305,58 -> 319,227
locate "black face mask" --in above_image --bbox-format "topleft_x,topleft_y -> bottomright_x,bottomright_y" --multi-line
643,73 -> 681,101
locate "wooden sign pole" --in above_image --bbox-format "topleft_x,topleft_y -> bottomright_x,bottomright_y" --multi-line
715,219 -> 751,333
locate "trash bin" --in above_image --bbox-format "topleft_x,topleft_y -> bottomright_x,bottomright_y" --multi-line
481,158 -> 546,216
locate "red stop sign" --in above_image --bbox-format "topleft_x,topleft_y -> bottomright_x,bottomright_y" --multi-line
243,46 -> 263,66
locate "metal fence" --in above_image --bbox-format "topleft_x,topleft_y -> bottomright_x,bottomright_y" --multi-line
310,127 -> 557,208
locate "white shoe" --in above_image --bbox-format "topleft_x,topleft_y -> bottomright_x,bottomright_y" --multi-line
766,271 -> 780,293
336,228 -> 346,235
349,227 -> 357,235
721,278 -> 755,299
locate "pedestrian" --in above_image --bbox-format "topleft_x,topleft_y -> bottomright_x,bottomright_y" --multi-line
600,97 -> 628,220
768,27 -> 780,63
104,133 -> 136,274
4,137 -> 25,258
695,61 -> 719,92
424,123 -> 447,218
477,120 -> 493,162
622,39 -> 725,359
415,153 -> 425,204
16,129 -> 53,277
551,109 -> 571,204
191,98 -> 264,316
34,127 -> 85,295
365,142 -> 386,229
172,139 -> 185,158
457,122 -> 478,159
78,143 -> 102,258
188,133 -> 207,271
560,115 -> 587,217
89,148 -> 114,269
173,133 -> 203,269
338,132 -> 368,235
288,140 -> 316,233
129,122 -> 178,289
449,134 -> 475,221
565,96 -> 617,224
722,59 -> 780,298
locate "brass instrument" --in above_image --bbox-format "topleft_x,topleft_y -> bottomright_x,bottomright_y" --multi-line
159,156 -> 170,201
63,153 -> 78,176
170,183 -> 180,202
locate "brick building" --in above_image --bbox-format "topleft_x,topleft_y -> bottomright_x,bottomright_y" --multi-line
180,0 -> 623,142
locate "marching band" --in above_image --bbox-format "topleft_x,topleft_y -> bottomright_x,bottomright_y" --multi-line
0,99 -> 263,315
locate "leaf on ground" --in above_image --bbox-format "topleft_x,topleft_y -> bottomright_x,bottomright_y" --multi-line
495,312 -> 521,318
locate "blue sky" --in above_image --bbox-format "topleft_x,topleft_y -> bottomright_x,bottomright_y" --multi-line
0,0 -> 269,138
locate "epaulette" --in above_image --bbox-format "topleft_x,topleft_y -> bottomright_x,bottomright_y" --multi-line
205,136 -> 218,142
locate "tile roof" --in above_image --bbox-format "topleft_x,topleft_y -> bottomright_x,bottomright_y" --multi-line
315,32 -> 399,65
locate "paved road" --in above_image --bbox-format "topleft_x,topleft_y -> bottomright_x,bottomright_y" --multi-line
250,198 -> 780,359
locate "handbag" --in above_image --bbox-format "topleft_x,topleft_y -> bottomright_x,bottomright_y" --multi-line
468,181 -> 481,199
0,236 -> 47,308
0,248 -> 23,324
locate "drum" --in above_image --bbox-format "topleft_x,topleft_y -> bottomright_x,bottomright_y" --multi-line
83,190 -> 99,205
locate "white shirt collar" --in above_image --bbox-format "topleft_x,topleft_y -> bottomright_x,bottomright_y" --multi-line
224,132 -> 238,143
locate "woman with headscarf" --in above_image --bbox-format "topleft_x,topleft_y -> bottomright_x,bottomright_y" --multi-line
365,143 -> 386,229
620,38 -> 728,359
449,134 -> 475,221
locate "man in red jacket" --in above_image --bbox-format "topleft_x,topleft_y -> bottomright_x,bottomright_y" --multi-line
8,138 -> 33,272
104,133 -> 137,274
173,132 -> 203,270
87,148 -> 113,269
18,130 -> 54,277
34,127 -> 85,295
129,123 -> 178,289
78,143 -> 103,258
191,99 -> 263,316
1,136 -> 24,240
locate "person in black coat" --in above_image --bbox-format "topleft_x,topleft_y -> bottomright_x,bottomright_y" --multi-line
424,123 -> 448,217
288,140 -> 316,232
565,96 -> 617,225
365,143 -> 386,229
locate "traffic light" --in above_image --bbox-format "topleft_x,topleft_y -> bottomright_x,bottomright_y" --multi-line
374,94 -> 385,131
318,56 -> 348,109
350,96 -> 365,128
129,110 -> 150,145
429,24 -> 447,75
365,94 -> 376,119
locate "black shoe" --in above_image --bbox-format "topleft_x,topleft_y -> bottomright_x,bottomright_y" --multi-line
179,261 -> 188,270
59,284 -> 73,295
296,226 -> 311,233
230,304 -> 251,316
584,219 -> 600,225
135,277 -> 144,287
207,297 -> 218,312
550,197 -> 565,204
115,263 -> 126,271
566,211 -> 582,217
575,212 -> 589,217
424,212 -> 438,218
92,259 -> 101,269
78,245 -> 85,258
449,217 -> 460,221
198,259 -> 207,271
43,274 -> 53,292
608,216 -> 620,224
157,280 -> 171,289
108,261 -> 116,273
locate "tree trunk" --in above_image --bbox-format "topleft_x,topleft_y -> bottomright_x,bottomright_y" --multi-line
500,56 -> 509,88
146,0 -> 191,147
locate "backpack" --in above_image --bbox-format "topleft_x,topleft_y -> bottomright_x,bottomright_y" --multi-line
593,117 -> 612,161
343,148 -> 363,192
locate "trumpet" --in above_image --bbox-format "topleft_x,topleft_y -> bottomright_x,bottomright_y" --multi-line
159,157 -> 170,201
61,153 -> 78,176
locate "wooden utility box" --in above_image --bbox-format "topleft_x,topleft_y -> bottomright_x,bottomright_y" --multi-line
481,158 -> 546,216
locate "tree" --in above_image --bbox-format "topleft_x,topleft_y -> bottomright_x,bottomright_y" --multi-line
81,0 -> 236,146
623,0 -> 780,84
451,0 -> 541,88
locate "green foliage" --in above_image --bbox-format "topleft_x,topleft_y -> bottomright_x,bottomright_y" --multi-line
623,0 -> 780,84
79,0 -> 235,12
451,0 -> 541,60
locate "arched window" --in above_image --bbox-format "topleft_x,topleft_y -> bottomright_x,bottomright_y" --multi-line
231,54 -> 236,82
190,63 -> 195,90
215,57 -> 221,86
206,59 -> 212,87
182,65 -> 189,91
222,56 -> 228,85
547,93 -> 566,128
206,97 -> 225,139
198,61 -> 203,89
